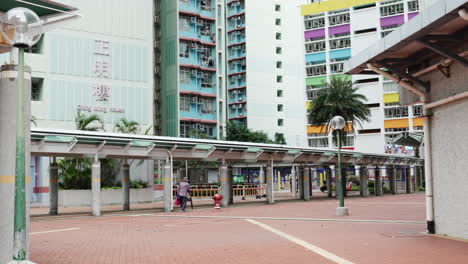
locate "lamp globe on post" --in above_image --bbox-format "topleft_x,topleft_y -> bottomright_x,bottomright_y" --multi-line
330,115 -> 349,217
2,7 -> 43,264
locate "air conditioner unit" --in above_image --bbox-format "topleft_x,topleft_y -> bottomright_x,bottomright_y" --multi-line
199,125 -> 205,130
231,105 -> 236,109
190,42 -> 197,48
154,40 -> 160,48
198,72 -> 204,78
190,17 -> 197,23
154,66 -> 160,74
239,113 -> 244,116
191,96 -> 198,103
192,124 -> 197,129
154,15 -> 160,23
238,97 -> 243,101
191,70 -> 197,76
237,25 -> 241,28
232,90 -> 237,94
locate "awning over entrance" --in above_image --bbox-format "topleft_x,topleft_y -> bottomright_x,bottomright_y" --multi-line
0,0 -> 76,16
392,132 -> 423,147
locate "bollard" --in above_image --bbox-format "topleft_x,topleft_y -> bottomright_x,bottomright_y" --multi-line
213,194 -> 223,209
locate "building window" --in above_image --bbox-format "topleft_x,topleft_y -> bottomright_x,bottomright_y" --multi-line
275,18 -> 281,26
180,122 -> 191,138
305,39 -> 326,53
180,95 -> 190,112
384,106 -> 409,118
200,21 -> 212,36
383,82 -> 399,94
201,72 -> 213,88
329,37 -> 351,50
308,137 -> 328,148
306,88 -> 322,100
278,119 -> 284,126
275,4 -> 281,12
201,97 -> 213,113
412,105 -> 423,117
276,32 -> 282,40
306,64 -> 327,77
276,47 -> 282,54
277,90 -> 283,97
354,28 -> 377,35
276,61 -> 282,69
332,135 -> 354,147
179,16 -> 190,31
330,62 -> 344,74
381,24 -> 401,37
277,104 -> 283,112
304,17 -> 325,30
277,76 -> 283,83
328,13 -> 350,26
31,78 -> 44,101
408,0 -> 419,12
380,2 -> 404,17
180,69 -> 190,84
358,129 -> 381,134
200,0 -> 212,11
179,42 -> 189,58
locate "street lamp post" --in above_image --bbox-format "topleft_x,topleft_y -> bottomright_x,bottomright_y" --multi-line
2,7 -> 43,263
329,116 -> 349,216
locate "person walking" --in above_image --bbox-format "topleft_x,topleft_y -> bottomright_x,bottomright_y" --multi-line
177,177 -> 191,212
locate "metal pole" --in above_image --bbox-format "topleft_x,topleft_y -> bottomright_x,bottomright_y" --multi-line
12,47 -> 26,260
337,130 -> 344,208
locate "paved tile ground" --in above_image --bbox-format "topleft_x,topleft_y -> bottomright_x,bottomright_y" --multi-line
30,193 -> 468,264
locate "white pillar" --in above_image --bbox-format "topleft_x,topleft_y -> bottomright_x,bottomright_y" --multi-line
266,160 -> 274,204
290,166 -> 297,198
303,166 -> 310,201
163,161 -> 172,212
92,159 -> 101,216
49,160 -> 59,215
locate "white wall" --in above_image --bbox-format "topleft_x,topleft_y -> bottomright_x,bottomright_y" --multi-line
245,0 -> 307,146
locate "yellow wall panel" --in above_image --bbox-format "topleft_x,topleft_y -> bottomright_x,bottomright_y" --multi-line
307,125 -> 328,134
384,119 -> 409,129
413,117 -> 424,127
301,0 -> 383,16
383,93 -> 400,104
306,101 -> 312,110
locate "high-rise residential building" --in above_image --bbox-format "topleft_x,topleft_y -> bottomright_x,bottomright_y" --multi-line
157,0 -> 307,146
301,0 -> 425,154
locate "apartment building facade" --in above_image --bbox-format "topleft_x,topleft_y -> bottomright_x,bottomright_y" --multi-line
301,0 -> 426,154
158,0 -> 307,146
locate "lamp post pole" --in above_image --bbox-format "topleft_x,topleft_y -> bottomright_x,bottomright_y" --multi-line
337,130 -> 344,208
12,47 -> 27,261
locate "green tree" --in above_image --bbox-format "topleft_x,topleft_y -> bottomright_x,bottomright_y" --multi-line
274,133 -> 287,145
308,76 -> 371,141
75,110 -> 104,131
114,118 -> 139,134
225,122 -> 273,143
187,128 -> 209,139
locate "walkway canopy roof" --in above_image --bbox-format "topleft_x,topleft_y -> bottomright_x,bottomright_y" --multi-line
346,0 -> 468,84
392,132 -> 423,147
31,128 -> 422,166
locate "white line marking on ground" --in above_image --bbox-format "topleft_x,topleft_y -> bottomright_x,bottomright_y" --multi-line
30,228 -> 80,235
246,219 -> 354,264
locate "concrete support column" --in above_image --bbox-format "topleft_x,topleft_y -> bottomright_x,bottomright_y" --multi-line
290,166 -> 297,198
406,166 -> 412,194
219,161 -> 232,207
303,166 -> 310,201
92,159 -> 101,216
358,166 -> 369,197
388,166 -> 397,195
49,160 -> 59,215
228,166 -> 233,205
375,166 -> 383,196
163,161 -> 172,212
122,161 -> 130,211
266,160 -> 274,204
312,167 -> 318,194
327,166 -> 333,198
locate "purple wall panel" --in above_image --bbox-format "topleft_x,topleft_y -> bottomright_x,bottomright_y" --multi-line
380,15 -> 405,27
328,24 -> 350,36
408,12 -> 419,20
304,28 -> 325,39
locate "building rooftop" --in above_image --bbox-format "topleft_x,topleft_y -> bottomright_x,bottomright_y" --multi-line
345,0 -> 468,77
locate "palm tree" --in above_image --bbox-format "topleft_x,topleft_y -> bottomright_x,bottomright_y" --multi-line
114,118 -> 140,134
75,110 -> 104,131
308,76 -> 371,137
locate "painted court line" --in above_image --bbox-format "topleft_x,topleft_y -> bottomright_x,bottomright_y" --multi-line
246,219 -> 354,264
146,214 -> 425,225
30,228 -> 80,235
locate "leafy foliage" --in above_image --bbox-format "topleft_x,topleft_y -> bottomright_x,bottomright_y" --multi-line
187,128 -> 209,139
308,76 -> 371,143
57,158 -> 91,189
114,118 -> 140,134
225,122 -> 273,144
274,133 -> 287,145
75,110 -> 104,131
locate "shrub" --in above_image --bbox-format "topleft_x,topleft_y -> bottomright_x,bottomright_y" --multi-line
368,180 -> 375,188
348,176 -> 361,186
351,186 -> 360,191
417,186 -> 425,192
130,179 -> 148,189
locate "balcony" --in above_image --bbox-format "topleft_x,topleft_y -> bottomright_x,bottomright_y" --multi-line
179,0 -> 215,18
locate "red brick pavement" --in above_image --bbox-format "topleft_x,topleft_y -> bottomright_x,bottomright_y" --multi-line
29,193 -> 468,264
